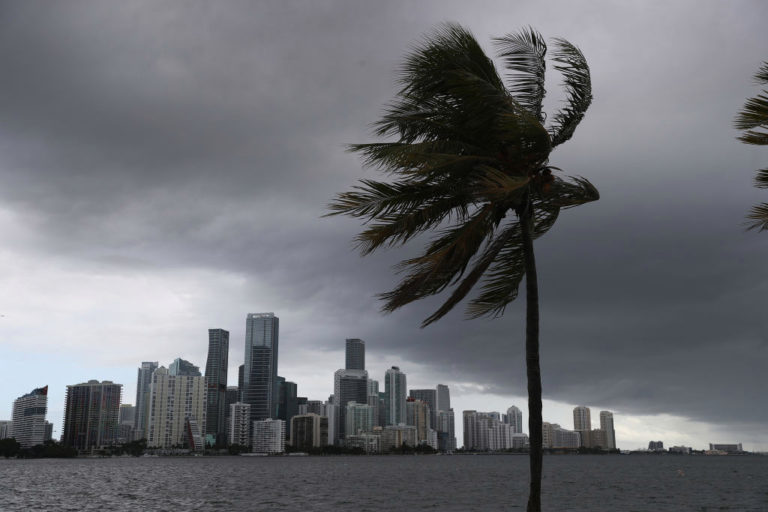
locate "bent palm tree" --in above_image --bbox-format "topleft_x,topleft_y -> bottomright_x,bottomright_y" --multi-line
328,24 -> 598,511
735,61 -> 768,230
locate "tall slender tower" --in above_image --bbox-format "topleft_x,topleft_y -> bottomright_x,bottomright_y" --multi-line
243,313 -> 279,422
384,366 -> 407,425
134,361 -> 158,440
436,384 -> 451,412
573,406 -> 591,447
600,410 -> 616,449
205,328 -> 230,443
505,405 -> 523,434
345,338 -> 365,370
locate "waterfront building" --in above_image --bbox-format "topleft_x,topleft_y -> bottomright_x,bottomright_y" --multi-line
380,424 -> 417,451
405,398 -> 431,443
252,418 -> 285,453
243,313 -> 279,423
590,428 -> 607,449
436,384 -> 451,412
62,380 -> 122,451
599,411 -> 616,449
334,368 -> 368,442
543,423 -> 581,449
463,410 -> 501,451
409,389 -> 437,430
134,361 -> 158,440
44,421 -> 53,442
345,338 -> 365,371
384,366 -> 406,426
573,406 -> 592,447
204,328 -> 229,444
11,386 -> 48,448
276,377 -> 298,436
649,440 -> 664,451
229,402 -> 251,447
709,443 -> 743,453
345,402 -> 375,437
322,401 -> 339,444
146,367 -> 207,449
290,413 -> 328,450
169,357 -> 201,376
436,409 -> 456,452
185,417 -> 205,452
504,406 -> 523,434
224,386 -> 239,436
345,432 -> 381,453
669,445 -> 692,454
0,420 -> 12,439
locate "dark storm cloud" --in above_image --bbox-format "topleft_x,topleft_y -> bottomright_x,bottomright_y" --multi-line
1,0 -> 767,435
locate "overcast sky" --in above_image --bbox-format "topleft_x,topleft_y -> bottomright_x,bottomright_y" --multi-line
1,0 -> 766,451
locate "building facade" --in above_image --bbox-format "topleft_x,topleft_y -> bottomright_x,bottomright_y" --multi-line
243,313 -> 279,422
345,402 -> 375,437
573,406 -> 592,447
146,367 -> 207,449
345,338 -> 365,371
409,389 -> 437,431
133,361 -> 158,440
405,398 -> 431,443
229,402 -> 251,447
62,380 -> 122,451
11,386 -> 48,448
204,328 -> 230,443
504,406 -> 523,434
333,368 -> 368,442
436,409 -> 456,452
169,357 -> 201,376
252,418 -> 285,453
436,384 -> 451,412
599,410 -> 616,449
290,413 -> 328,450
384,366 -> 406,426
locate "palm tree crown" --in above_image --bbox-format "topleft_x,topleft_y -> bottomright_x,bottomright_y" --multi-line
328,24 -> 598,323
735,61 -> 768,231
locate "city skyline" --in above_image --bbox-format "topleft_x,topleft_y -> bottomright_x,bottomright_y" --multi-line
1,1 -> 766,453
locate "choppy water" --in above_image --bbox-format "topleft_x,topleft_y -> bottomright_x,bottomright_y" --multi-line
1,454 -> 767,511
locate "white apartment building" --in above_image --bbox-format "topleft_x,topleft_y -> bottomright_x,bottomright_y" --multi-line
252,419 -> 285,453
146,367 -> 207,449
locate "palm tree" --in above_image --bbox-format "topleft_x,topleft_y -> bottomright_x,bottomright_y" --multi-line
328,24 -> 598,511
735,61 -> 768,230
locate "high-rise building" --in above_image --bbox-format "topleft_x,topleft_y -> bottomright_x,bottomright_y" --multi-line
409,389 -> 437,430
229,402 -> 251,447
599,411 -> 616,449
169,357 -> 201,376
345,338 -> 365,370
290,413 -> 328,450
276,377 -> 298,436
380,424 -> 417,451
436,384 -> 451,412
436,409 -> 456,452
384,367 -> 406,426
367,380 -> 380,426
134,361 -> 158,440
44,421 -> 53,442
11,386 -> 48,448
204,329 -> 229,443
543,422 -> 581,449
322,401 -> 339,445
238,364 -> 244,401
224,386 -> 239,435
345,402 -> 375,437
243,313 -> 279,422
333,369 -> 368,441
119,404 -> 135,426
505,406 -> 523,434
62,380 -> 122,451
252,419 -> 285,453
146,367 -> 207,449
0,420 -> 12,440
573,406 -> 592,447
405,398 -> 431,443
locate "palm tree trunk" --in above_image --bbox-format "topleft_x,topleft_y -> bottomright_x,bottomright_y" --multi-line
520,197 -> 543,512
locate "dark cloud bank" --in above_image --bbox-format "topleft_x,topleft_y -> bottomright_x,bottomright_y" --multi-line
1,1 -> 767,438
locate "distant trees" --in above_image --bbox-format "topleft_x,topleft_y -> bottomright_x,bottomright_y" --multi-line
735,61 -> 768,230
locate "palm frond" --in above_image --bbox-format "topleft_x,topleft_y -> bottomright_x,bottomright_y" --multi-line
753,61 -> 768,85
746,202 -> 768,231
494,28 -> 547,121
754,168 -> 768,189
541,175 -> 600,208
734,93 -> 768,138
548,38 -> 593,148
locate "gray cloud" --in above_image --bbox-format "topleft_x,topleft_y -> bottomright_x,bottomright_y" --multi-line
1,0 -> 767,442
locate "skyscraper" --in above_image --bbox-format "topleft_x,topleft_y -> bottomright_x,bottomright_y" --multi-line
204,328 -> 229,443
11,386 -> 48,448
409,389 -> 437,430
243,313 -> 279,422
146,367 -> 207,449
573,406 -> 592,447
333,368 -> 368,441
276,377 -> 298,436
345,338 -> 365,370
384,366 -> 406,426
436,409 -> 456,452
62,380 -> 122,451
505,405 -> 523,434
600,410 -> 616,449
405,398 -> 431,443
134,361 -> 158,440
436,384 -> 451,412
169,357 -> 201,376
